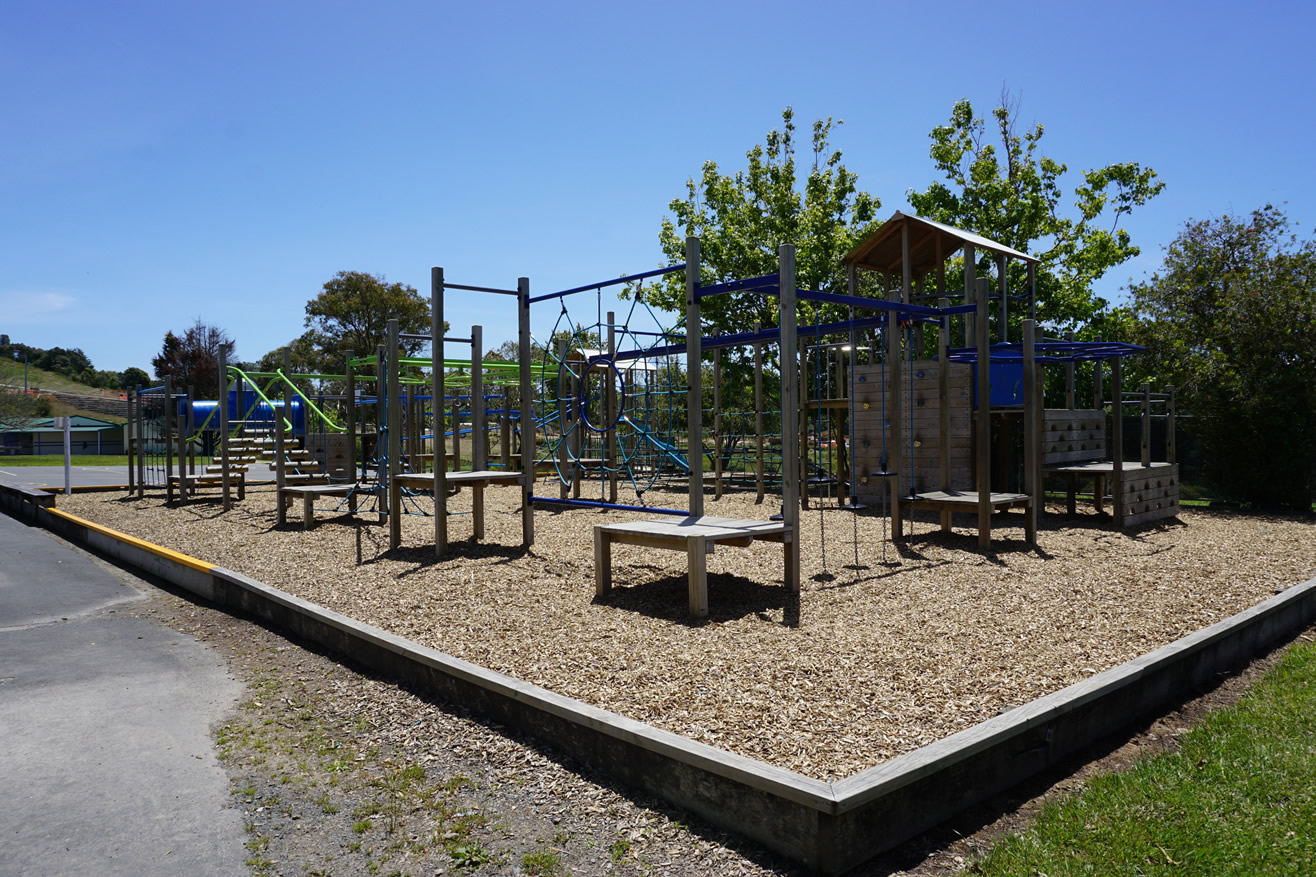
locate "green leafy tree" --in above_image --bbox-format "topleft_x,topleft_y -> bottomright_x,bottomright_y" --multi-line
1129,204 -> 1316,511
302,271 -> 440,371
648,108 -> 882,339
908,93 -> 1164,330
119,367 -> 151,390
151,319 -> 236,399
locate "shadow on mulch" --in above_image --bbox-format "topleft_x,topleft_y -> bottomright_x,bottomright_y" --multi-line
593,571 -> 801,627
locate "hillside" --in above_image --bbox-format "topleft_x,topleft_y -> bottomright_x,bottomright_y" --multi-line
2,364 -> 130,421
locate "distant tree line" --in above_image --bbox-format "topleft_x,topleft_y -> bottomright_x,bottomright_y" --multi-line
0,334 -> 149,392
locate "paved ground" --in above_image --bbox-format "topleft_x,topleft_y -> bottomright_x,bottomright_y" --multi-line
0,465 -> 132,491
0,463 -> 281,492
0,512 -> 246,876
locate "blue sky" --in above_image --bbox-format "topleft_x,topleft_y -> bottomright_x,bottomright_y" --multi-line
3,0 -> 1312,376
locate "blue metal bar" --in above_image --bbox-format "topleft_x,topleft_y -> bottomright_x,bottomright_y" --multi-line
694,273 -> 780,299
946,341 -> 1145,363
796,288 -> 945,318
530,495 -> 689,516
528,264 -> 686,304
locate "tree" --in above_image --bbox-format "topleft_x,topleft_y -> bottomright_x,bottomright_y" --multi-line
908,92 -> 1164,330
119,367 -> 151,390
151,319 -> 236,399
302,271 -> 437,372
648,108 -> 882,339
1129,204 -> 1316,512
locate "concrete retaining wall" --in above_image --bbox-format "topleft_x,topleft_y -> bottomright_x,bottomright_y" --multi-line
8,490 -> 1315,874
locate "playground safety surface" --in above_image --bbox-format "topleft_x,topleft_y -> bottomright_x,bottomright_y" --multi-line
58,487 -> 1316,782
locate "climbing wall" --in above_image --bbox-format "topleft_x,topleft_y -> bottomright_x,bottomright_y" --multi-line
851,359 -> 972,502
1042,409 -> 1106,465
1120,463 -> 1180,527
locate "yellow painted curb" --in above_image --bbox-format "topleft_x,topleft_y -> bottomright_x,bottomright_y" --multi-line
45,507 -> 216,573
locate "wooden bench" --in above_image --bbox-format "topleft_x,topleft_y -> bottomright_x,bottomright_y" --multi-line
278,483 -> 360,529
594,516 -> 794,618
903,489 -> 1036,546
396,470 -> 526,541
1046,461 -> 1179,526
168,470 -> 247,502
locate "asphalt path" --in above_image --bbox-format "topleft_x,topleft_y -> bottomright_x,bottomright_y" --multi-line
0,512 -> 246,876
0,464 -> 280,491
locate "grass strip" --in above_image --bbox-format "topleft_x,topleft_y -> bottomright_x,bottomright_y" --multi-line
975,635 -> 1316,875
0,455 -> 131,467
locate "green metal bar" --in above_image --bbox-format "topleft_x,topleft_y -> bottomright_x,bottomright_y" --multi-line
226,366 -> 294,432
274,368 -> 346,432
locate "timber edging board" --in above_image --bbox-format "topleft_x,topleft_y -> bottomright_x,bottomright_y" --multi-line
7,488 -> 1315,874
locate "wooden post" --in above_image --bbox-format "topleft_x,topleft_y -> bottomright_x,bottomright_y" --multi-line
276,351 -> 290,522
344,350 -> 355,481
685,236 -> 704,517
518,276 -> 534,546
557,338 -> 569,501
1094,360 -> 1104,411
1166,385 -> 1176,464
126,388 -> 136,495
135,384 -> 145,499
713,347 -> 722,500
471,325 -> 485,540
387,320 -> 402,549
1022,319 -> 1039,546
186,384 -> 195,481
753,320 -> 764,504
164,376 -> 174,503
1111,357 -> 1124,528
779,244 -> 801,592
218,348 -> 231,510
938,309 -> 952,532
1065,330 -> 1075,409
998,255 -> 1009,344
970,246 -> 992,549
178,386 -> 190,498
1141,382 -> 1151,467
606,310 -> 617,503
432,268 -> 448,555
889,224 -> 909,540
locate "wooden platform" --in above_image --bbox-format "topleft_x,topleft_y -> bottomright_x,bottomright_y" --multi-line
395,470 -> 525,491
594,516 -> 794,618
396,470 -> 530,547
903,490 -> 1036,547
1045,461 -> 1179,527
278,483 -> 361,529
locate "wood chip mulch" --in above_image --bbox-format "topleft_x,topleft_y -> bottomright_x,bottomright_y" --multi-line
60,485 -> 1316,782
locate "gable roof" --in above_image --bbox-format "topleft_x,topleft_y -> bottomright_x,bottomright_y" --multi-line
844,211 -> 1039,278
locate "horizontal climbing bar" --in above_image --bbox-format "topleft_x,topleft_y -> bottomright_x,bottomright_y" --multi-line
443,281 -> 519,295
694,273 -> 780,299
528,264 -> 686,304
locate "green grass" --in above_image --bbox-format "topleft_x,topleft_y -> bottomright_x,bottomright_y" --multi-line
975,636 -> 1316,875
0,454 -> 131,467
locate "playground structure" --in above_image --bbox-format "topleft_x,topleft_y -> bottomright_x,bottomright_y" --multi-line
126,211 -> 1180,616
126,350 -> 349,506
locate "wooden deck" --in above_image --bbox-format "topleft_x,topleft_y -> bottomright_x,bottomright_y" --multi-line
1045,461 -> 1179,526
594,516 -> 795,618
903,490 -> 1036,547
278,483 -> 360,529
395,470 -> 525,491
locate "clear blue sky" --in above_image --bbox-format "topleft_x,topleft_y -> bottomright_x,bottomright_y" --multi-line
4,0 -> 1312,376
